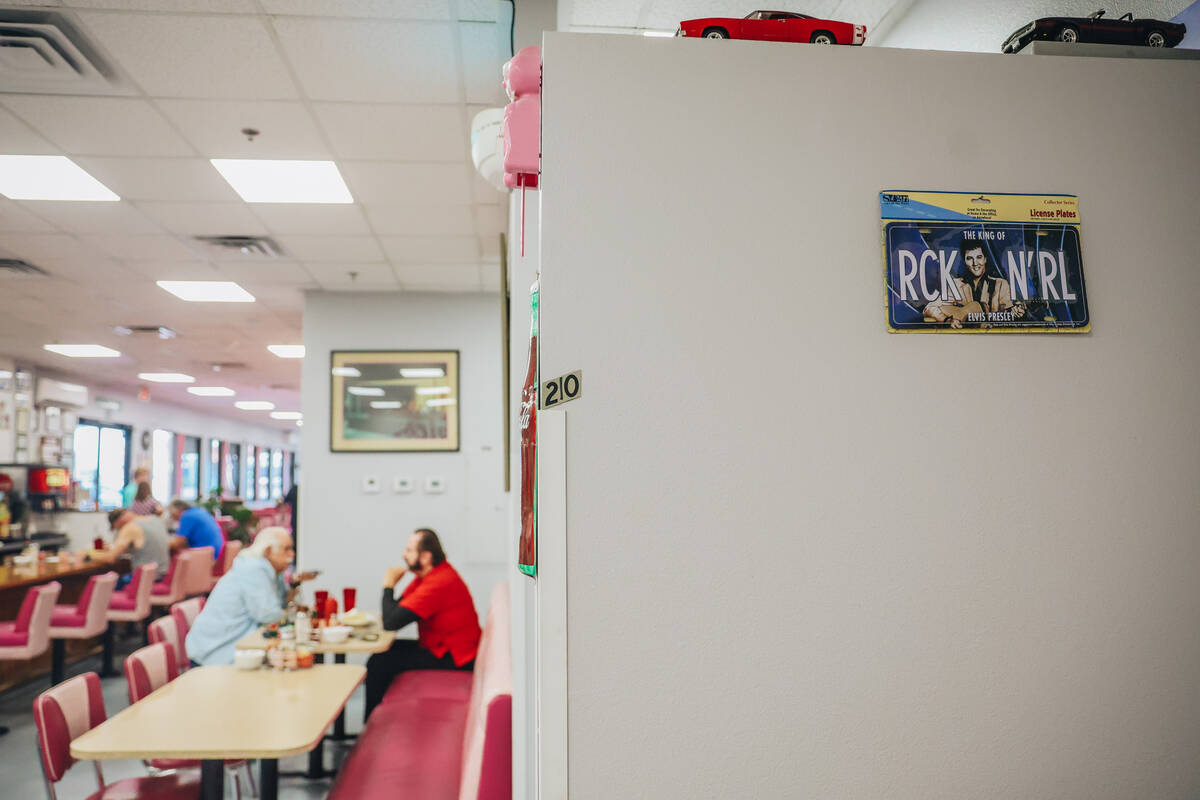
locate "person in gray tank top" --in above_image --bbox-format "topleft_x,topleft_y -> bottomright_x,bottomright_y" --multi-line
100,508 -> 171,589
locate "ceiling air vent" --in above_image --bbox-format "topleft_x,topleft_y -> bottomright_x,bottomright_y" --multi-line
194,236 -> 285,259
114,325 -> 177,339
0,258 -> 49,278
0,9 -> 126,95
209,362 -> 247,373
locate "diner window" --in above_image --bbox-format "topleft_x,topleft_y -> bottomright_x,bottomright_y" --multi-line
72,420 -> 131,512
269,449 -> 283,500
257,448 -> 270,502
151,430 -> 174,503
282,451 -> 293,494
179,436 -> 201,501
207,439 -> 221,495
244,446 -> 257,501
226,443 -> 241,497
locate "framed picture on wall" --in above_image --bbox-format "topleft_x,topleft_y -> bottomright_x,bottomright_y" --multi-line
330,350 -> 460,452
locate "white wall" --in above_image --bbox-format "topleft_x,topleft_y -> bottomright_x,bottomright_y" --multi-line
876,0 -> 1193,51
300,291 -> 508,626
540,33 -> 1200,798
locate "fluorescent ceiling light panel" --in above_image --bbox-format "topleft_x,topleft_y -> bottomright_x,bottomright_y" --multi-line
399,367 -> 445,378
0,155 -> 119,201
347,386 -> 384,397
370,401 -> 402,409
43,344 -> 120,358
138,372 -> 195,383
425,398 -> 457,407
415,386 -> 452,396
331,367 -> 361,378
296,420 -> 303,427
270,411 -> 302,420
235,401 -> 275,410
267,345 -> 306,359
210,159 -> 353,204
157,281 -> 255,302
188,386 -> 235,397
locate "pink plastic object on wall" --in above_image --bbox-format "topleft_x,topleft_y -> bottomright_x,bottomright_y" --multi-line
501,45 -> 541,191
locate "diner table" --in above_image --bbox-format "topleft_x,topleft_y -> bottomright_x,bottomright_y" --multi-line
235,621 -> 396,778
71,664 -> 365,800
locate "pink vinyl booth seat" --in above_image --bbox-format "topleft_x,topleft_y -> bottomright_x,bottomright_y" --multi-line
101,562 -> 158,677
0,581 -> 61,658
46,572 -> 117,686
328,582 -> 513,800
124,642 -> 251,797
147,615 -> 187,671
34,671 -> 200,800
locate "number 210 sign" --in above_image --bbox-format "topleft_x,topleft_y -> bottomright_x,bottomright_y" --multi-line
540,370 -> 582,409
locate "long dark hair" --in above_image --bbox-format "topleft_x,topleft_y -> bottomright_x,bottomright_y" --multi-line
135,481 -> 153,502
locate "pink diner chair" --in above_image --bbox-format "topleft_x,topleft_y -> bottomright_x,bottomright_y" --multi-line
33,671 -> 200,800
150,553 -> 187,609
46,572 -> 117,686
147,615 -> 187,670
170,596 -> 205,650
210,540 -> 241,590
101,563 -> 158,677
0,581 -> 61,736
124,643 -> 249,798
181,547 -> 215,597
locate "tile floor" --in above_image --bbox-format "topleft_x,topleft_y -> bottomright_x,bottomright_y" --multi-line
0,631 -> 363,800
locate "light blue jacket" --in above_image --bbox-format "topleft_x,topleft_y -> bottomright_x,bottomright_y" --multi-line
185,556 -> 287,666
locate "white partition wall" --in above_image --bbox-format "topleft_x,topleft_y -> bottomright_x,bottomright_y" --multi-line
537,33 -> 1200,798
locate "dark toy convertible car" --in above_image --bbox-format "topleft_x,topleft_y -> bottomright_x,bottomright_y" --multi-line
1002,9 -> 1186,53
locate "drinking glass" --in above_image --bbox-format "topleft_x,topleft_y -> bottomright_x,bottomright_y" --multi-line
314,590 -> 329,620
343,588 -> 357,613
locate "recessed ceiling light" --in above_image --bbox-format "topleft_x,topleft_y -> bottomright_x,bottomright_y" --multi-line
267,345 -> 306,359
235,401 -> 275,411
157,281 -> 255,303
370,401 -> 402,409
399,367 -> 445,378
331,367 -> 361,377
0,155 -> 120,201
426,398 -> 457,407
296,419 -> 303,427
187,386 -> 235,397
347,386 -> 384,396
269,411 -> 302,420
210,159 -> 353,204
138,372 -> 195,384
415,386 -> 451,396
43,344 -> 121,358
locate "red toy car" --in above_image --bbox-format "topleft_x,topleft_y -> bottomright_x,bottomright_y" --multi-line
677,10 -> 866,45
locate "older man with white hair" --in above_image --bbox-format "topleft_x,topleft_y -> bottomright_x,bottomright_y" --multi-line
185,527 -> 317,667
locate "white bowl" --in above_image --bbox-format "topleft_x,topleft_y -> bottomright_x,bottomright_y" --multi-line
234,649 -> 265,670
321,626 -> 352,644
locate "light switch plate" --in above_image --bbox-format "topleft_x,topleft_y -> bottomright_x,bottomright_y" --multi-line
393,476 -> 414,493
424,476 -> 446,494
362,474 -> 381,494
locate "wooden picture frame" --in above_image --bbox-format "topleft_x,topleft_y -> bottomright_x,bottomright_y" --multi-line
330,350 -> 460,452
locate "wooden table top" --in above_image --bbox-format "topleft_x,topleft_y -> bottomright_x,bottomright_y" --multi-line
0,558 -> 121,592
236,623 -> 396,655
70,664 -> 366,760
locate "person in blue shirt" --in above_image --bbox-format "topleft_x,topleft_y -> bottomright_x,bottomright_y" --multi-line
168,499 -> 225,555
185,527 -> 317,666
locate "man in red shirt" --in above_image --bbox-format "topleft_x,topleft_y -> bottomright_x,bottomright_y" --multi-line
364,528 -> 481,721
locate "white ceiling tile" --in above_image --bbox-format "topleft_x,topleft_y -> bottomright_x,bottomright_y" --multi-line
471,171 -> 505,204
281,236 -> 384,262
472,203 -> 507,235
272,18 -> 459,103
215,260 -> 316,286
235,284 -> 307,312
365,204 -> 474,236
72,158 -> 241,203
380,235 -> 479,264
480,263 -> 501,291
0,96 -> 193,156
306,262 -> 398,290
459,0 -> 501,22
155,100 -> 330,159
33,255 -> 138,284
341,162 -> 471,205
459,22 -> 508,105
69,1 -> 256,10
313,103 -> 466,162
394,263 -> 481,291
250,204 -> 370,236
136,203 -> 268,237
0,232 -> 95,263
15,201 -> 161,235
121,260 -> 223,281
478,233 -> 501,261
80,233 -> 205,261
0,106 -> 59,155
259,0 -> 451,18
79,13 -> 299,99
0,199 -> 59,233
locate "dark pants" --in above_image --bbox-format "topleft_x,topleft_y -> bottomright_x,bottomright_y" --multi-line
363,639 -> 473,723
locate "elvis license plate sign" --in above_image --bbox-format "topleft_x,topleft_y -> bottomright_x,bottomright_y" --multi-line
881,191 -> 1090,333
